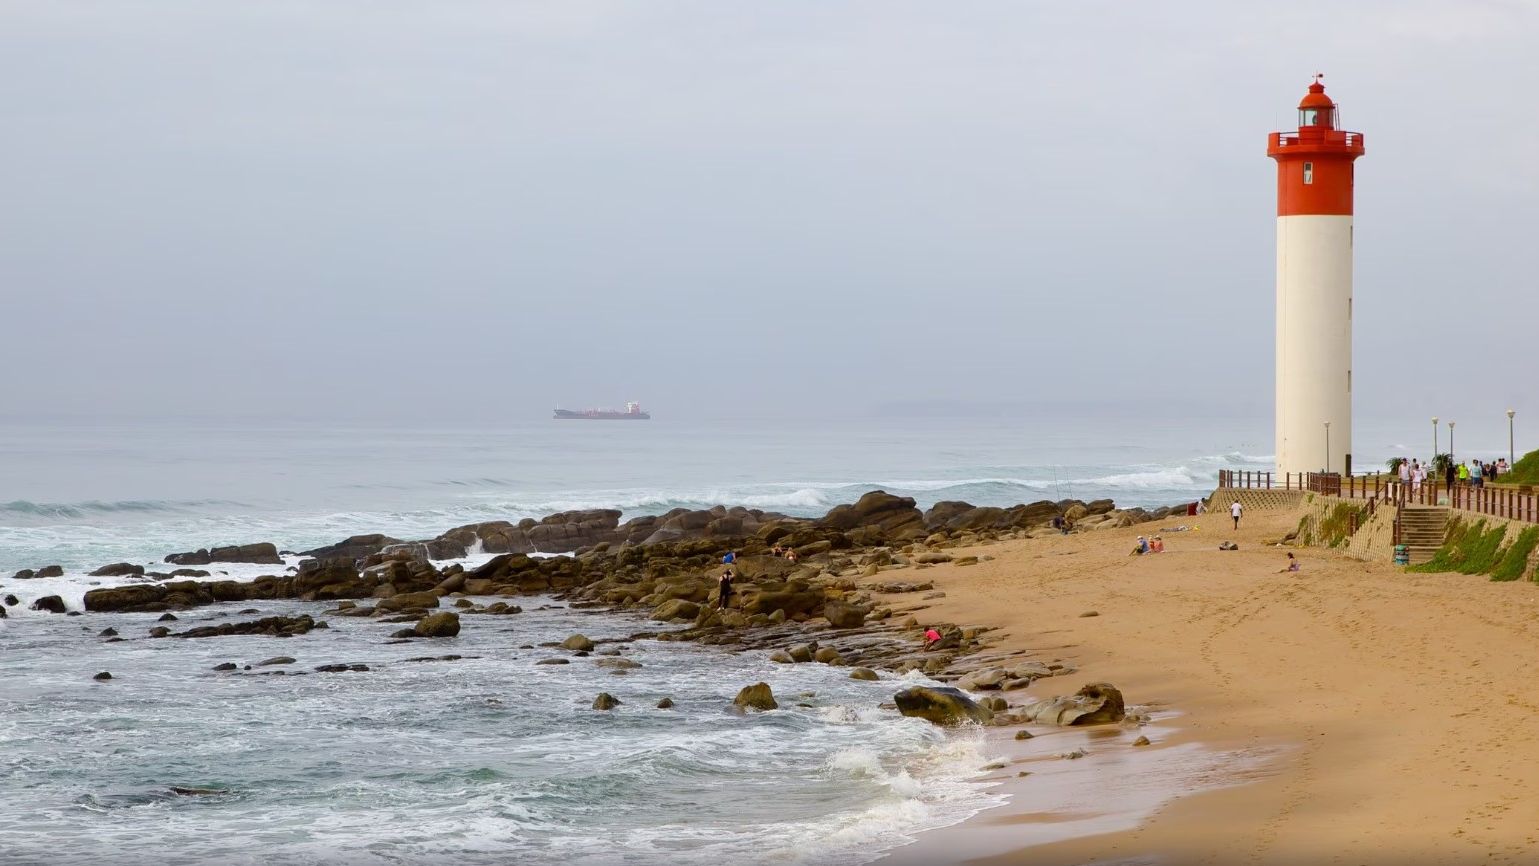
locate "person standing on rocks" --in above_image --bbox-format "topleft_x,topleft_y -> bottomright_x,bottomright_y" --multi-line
1230,500 -> 1243,530
717,570 -> 734,610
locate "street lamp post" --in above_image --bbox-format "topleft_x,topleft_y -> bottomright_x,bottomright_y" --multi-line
1449,421 -> 1456,463
1324,421 -> 1332,474
1508,409 -> 1516,465
1433,416 -> 1439,460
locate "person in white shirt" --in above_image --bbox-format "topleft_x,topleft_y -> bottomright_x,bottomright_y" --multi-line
1230,500 -> 1243,530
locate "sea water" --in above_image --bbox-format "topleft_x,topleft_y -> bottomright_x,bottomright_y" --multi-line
0,415 -> 1295,863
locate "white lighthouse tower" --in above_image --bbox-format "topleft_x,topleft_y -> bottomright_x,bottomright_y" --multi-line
1268,76 -> 1365,476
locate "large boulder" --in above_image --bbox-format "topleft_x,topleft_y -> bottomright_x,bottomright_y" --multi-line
733,682 -> 778,711
822,600 -> 868,629
375,591 -> 441,612
175,615 -> 318,639
413,611 -> 461,638
651,599 -> 701,622
1019,683 -> 1126,726
29,595 -> 67,614
561,634 -> 595,652
893,686 -> 994,726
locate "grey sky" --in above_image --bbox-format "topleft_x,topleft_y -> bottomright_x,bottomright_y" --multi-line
2,1 -> 1535,433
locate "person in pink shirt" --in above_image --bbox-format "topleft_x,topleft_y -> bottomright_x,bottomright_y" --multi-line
923,628 -> 942,651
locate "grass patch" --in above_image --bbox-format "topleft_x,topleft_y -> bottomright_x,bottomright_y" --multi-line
1410,518 -> 1510,575
1317,502 -> 1365,548
1491,526 -> 1539,582
1508,449 -> 1539,486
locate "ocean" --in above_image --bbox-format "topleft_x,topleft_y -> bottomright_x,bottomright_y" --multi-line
0,414 -> 1290,864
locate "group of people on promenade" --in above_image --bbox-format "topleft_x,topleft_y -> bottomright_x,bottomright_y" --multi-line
1397,457 -> 1510,492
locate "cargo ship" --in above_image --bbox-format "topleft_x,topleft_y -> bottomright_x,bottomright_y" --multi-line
553,401 -> 651,420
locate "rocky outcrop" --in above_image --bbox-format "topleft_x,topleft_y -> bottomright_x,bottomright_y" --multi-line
733,682 -> 778,711
820,491 -> 926,543
1019,683 -> 1126,726
592,692 -> 622,710
299,534 -> 404,562
165,543 -> 283,566
561,634 -> 595,652
893,686 -> 994,726
174,615 -> 319,639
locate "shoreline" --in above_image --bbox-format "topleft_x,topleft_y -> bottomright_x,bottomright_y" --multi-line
859,507 -> 1539,865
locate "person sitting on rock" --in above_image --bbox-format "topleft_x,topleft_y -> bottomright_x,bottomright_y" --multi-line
923,627 -> 943,651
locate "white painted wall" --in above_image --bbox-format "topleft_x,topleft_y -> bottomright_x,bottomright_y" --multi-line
1275,214 -> 1353,475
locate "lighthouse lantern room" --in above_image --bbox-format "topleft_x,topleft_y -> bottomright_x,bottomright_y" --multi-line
1268,76 -> 1365,477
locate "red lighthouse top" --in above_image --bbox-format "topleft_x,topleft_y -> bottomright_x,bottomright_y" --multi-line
1267,76 -> 1364,216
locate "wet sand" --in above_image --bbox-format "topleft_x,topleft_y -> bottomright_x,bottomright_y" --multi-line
872,507 -> 1539,865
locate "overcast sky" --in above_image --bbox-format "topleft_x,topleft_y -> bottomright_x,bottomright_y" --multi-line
2,1 -> 1534,436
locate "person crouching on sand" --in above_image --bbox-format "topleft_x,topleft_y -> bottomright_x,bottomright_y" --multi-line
923,627 -> 942,651
1281,552 -> 1300,573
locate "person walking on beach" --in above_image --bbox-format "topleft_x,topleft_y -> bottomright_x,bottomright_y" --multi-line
1411,460 -> 1424,495
1230,500 -> 1243,530
716,570 -> 734,610
1398,457 -> 1411,495
1458,461 -> 1470,486
1471,460 -> 1484,488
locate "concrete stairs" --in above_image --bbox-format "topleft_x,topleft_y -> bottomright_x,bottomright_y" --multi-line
1398,506 -> 1450,565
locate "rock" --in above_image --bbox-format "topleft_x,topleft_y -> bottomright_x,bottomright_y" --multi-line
256,656 -> 295,667
300,533 -> 404,561
914,552 -> 953,564
413,611 -> 461,638
595,658 -> 642,670
822,600 -> 868,629
980,696 -> 1009,712
3,594 -> 17,606
213,663 -> 238,671
148,626 -> 171,638
813,646 -> 843,664
1060,748 -> 1088,760
651,599 -> 701,622
90,562 -> 145,577
98,627 -> 119,637
30,595 -> 67,614
37,565 -> 64,578
169,787 -> 228,796
953,556 -> 979,567
375,591 -> 441,612
535,658 -> 570,665
787,644 -> 815,663
1019,683 -> 1126,726
957,667 -> 1008,691
1218,541 -> 1239,551
1133,735 -> 1151,746
656,697 -> 675,709
93,671 -> 112,681
561,634 -> 595,652
1079,610 -> 1100,618
768,650 -> 795,664
390,628 -> 417,639
1014,730 -> 1034,740
592,692 -> 622,710
894,686 -> 994,726
12,569 -> 34,580
157,613 -> 179,622
733,682 -> 778,711
849,668 -> 879,681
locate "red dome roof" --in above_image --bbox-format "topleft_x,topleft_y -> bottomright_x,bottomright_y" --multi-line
1298,81 -> 1335,110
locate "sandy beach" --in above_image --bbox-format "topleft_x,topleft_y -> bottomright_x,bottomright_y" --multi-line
874,506 -> 1539,866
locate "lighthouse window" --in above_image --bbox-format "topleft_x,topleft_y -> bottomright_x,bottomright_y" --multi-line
1303,162 -> 1314,184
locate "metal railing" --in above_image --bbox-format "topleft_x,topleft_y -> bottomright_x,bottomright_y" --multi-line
1218,469 -> 1539,525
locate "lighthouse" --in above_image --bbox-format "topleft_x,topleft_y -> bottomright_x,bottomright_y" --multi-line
1268,76 -> 1365,476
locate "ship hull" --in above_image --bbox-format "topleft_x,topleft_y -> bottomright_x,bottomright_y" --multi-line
553,409 -> 650,420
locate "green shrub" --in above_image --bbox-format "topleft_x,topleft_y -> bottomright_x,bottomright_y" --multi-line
1508,449 -> 1539,486
1318,502 -> 1365,548
1410,518 -> 1510,575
